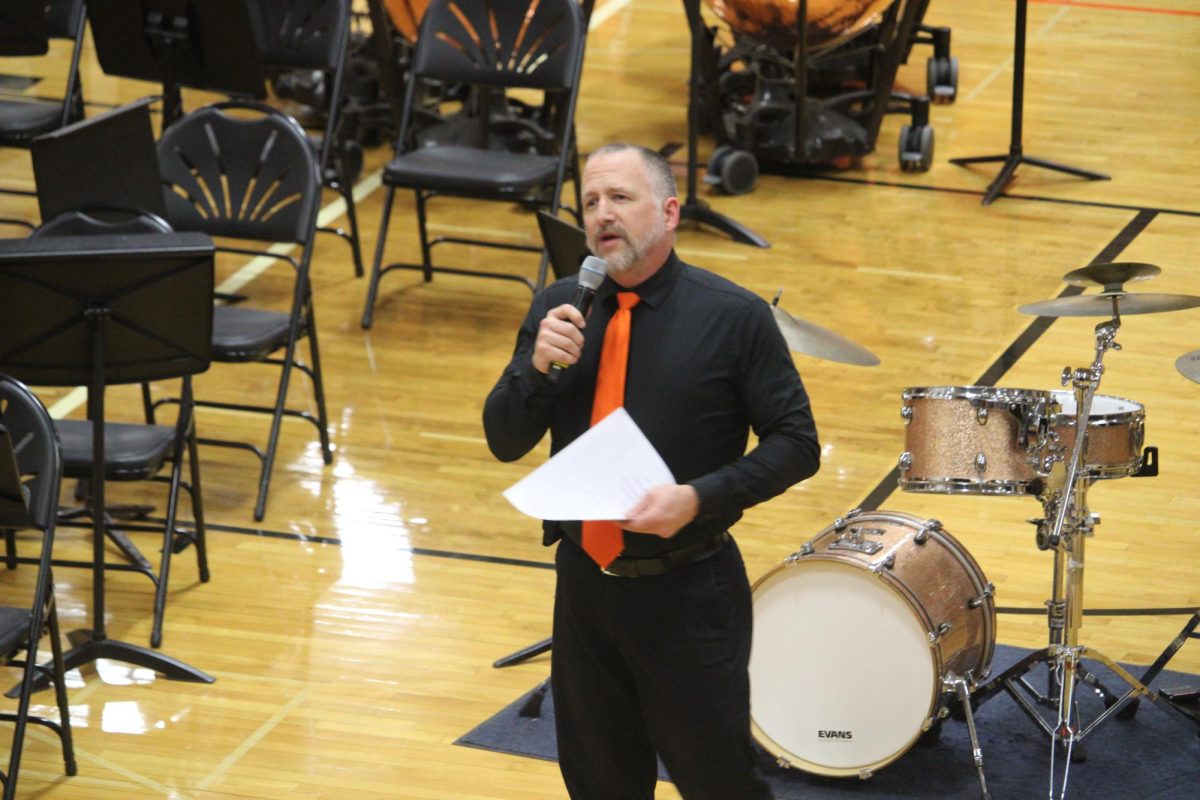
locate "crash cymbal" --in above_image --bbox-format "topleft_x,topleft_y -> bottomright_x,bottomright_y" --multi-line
1063,262 -> 1161,290
770,304 -> 880,366
1177,350 -> 1200,384
1019,291 -> 1200,317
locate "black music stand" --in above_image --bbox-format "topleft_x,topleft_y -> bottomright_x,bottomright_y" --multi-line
86,0 -> 265,127
0,233 -> 216,686
950,0 -> 1108,205
0,0 -> 49,57
680,0 -> 768,248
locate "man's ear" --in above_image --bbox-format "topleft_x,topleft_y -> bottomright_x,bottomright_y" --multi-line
663,196 -> 681,232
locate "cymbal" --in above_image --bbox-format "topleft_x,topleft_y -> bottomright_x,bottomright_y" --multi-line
770,305 -> 880,366
1177,350 -> 1200,384
1062,261 -> 1161,290
1018,291 -> 1200,317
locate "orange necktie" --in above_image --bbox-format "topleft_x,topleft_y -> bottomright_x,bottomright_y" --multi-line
581,291 -> 640,569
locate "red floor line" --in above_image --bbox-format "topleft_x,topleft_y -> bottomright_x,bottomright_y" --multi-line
1030,0 -> 1200,17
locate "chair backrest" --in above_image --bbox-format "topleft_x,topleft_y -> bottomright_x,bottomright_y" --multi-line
0,374 -> 61,533
411,0 -> 585,91
31,207 -> 173,238
46,0 -> 86,40
157,102 -> 322,246
250,0 -> 349,71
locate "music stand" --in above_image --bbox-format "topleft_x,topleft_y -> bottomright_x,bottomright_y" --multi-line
950,0 -> 1108,205
679,0 -> 768,248
536,211 -> 588,281
31,96 -> 166,222
0,232 -> 216,686
86,0 -> 265,127
0,0 -> 49,56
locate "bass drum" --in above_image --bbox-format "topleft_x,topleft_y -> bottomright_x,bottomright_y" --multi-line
749,510 -> 995,777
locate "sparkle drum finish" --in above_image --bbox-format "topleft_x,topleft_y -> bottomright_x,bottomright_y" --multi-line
899,386 -> 1059,496
704,0 -> 896,52
1049,391 -> 1145,479
749,510 -> 995,777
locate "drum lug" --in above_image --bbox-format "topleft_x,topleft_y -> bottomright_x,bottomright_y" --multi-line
974,452 -> 987,475
775,756 -> 792,770
898,451 -> 912,472
786,542 -> 814,562
975,407 -> 988,425
914,518 -> 941,544
968,582 -> 995,609
929,622 -> 953,643
900,403 -> 913,424
870,553 -> 896,572
857,769 -> 874,780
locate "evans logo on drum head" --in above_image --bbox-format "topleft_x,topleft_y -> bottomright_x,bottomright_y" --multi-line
818,730 -> 853,740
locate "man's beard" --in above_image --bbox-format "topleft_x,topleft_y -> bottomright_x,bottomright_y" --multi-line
590,217 -> 664,274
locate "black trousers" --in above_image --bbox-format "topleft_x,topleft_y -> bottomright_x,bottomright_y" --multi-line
551,535 -> 774,800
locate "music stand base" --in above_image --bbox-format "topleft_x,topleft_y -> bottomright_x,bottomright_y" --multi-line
493,636 -> 552,668
11,628 -> 214,696
679,202 -> 770,249
951,151 -> 1110,205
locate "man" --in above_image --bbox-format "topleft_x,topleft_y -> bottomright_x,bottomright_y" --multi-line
483,143 -> 820,799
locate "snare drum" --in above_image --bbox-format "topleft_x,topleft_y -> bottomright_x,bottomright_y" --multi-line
1050,391 -> 1145,479
749,510 -> 995,777
900,386 -> 1058,495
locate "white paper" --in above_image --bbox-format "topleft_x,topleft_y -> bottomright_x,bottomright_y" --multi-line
502,407 -> 676,521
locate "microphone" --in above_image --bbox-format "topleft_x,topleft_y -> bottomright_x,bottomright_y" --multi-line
547,256 -> 608,383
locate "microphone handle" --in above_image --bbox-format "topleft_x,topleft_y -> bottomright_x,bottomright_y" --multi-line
546,286 -> 596,384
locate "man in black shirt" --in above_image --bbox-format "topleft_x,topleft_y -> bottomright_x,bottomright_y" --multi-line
483,143 -> 820,799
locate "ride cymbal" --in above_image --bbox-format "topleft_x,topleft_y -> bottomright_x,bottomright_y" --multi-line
770,305 -> 880,366
1062,261 -> 1161,290
1018,291 -> 1200,317
1177,350 -> 1200,384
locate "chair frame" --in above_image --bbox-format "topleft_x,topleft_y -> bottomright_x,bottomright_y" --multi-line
152,101 -> 334,522
361,0 -> 588,329
0,375 -> 78,798
251,0 -> 365,278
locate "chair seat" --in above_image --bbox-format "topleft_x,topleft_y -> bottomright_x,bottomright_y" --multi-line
0,606 -> 33,657
383,146 -> 560,194
0,99 -> 64,144
55,420 -> 175,481
213,305 -> 293,362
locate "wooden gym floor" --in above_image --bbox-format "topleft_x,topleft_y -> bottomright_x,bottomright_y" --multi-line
0,1 -> 1196,797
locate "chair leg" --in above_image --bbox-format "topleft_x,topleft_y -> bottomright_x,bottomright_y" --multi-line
45,596 -> 76,777
186,424 -> 210,584
338,180 -> 365,278
253,335 -> 302,522
362,187 -> 397,330
151,411 -> 190,649
3,530 -> 14,570
416,190 -> 433,283
304,304 -> 333,465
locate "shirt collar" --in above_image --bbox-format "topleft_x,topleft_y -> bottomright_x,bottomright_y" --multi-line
596,250 -> 682,310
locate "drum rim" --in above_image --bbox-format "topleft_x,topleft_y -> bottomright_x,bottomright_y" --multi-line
898,475 -> 1035,495
902,385 -> 1056,406
1049,390 -> 1145,425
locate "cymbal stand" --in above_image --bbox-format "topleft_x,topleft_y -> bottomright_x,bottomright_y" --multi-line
972,305 -> 1197,798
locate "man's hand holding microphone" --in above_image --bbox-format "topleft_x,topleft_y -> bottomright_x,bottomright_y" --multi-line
534,256 -> 607,381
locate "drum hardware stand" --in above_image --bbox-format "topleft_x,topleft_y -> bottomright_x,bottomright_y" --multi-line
678,0 -> 770,248
970,309 -> 1196,799
949,0 -> 1108,205
945,674 -> 992,800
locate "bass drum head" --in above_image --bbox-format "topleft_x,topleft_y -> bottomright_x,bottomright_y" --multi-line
749,559 -> 936,776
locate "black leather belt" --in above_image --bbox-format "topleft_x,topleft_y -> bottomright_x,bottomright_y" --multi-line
600,531 -> 730,578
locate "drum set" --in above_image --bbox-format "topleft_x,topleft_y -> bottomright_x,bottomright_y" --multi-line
753,263 -> 1200,798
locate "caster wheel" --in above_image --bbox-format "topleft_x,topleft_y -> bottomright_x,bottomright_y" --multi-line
705,145 -> 758,195
898,124 -> 935,172
927,56 -> 959,104
704,145 -> 734,188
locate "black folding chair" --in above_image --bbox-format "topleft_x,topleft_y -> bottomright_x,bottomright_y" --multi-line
0,375 -> 77,798
360,0 -> 588,328
154,101 -> 333,522
0,0 -> 86,225
251,0 -> 365,278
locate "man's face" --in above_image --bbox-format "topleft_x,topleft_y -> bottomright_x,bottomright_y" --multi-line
582,150 -> 670,276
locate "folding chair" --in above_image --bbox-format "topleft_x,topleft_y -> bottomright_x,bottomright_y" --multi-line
250,0 -> 365,277
0,375 -> 77,798
360,0 -> 588,329
0,0 -> 86,228
155,101 -> 333,522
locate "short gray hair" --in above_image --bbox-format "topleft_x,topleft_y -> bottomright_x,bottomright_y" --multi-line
588,143 -> 677,203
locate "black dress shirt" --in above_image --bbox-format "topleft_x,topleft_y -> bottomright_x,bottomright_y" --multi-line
483,251 -> 820,557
